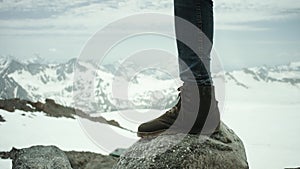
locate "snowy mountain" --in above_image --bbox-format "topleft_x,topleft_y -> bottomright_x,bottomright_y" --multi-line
0,55 -> 299,113
226,62 -> 300,88
0,56 -> 178,113
224,62 -> 300,106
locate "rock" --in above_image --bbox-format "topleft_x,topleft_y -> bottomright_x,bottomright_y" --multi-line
45,98 -> 56,104
65,151 -> 118,169
113,122 -> 249,169
32,101 -> 44,111
42,98 -> 75,119
0,146 -> 118,169
0,98 -> 126,131
11,145 -> 72,169
0,114 -> 5,122
0,98 -> 36,112
0,98 -> 16,112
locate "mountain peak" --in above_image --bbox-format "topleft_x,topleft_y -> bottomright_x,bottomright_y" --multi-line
288,61 -> 300,70
23,55 -> 45,64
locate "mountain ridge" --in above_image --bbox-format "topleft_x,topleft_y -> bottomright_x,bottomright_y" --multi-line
0,56 -> 299,112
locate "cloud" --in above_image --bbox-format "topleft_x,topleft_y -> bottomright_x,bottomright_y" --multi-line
48,48 -> 57,52
214,0 -> 300,30
0,0 -> 299,35
0,0 -> 173,36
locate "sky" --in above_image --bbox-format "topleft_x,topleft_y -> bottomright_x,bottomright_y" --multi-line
0,0 -> 299,70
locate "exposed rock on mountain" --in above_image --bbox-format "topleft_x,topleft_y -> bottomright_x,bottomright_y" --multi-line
0,75 -> 30,100
0,98 -> 125,131
0,114 -> 5,122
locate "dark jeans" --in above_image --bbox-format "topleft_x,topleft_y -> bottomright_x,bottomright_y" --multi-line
174,0 -> 214,85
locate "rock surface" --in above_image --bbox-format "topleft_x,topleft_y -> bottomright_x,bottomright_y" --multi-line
0,145 -> 118,169
113,122 -> 249,169
65,151 -> 118,169
10,145 -> 72,169
0,114 -> 5,122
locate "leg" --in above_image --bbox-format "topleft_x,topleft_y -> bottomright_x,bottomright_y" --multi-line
137,0 -> 220,137
174,0 -> 214,86
174,0 -> 220,134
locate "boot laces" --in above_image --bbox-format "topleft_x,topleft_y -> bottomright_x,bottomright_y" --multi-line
164,87 -> 182,117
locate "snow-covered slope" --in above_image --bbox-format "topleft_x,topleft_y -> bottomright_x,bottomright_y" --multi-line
218,62 -> 300,169
0,109 -> 139,168
225,62 -> 300,105
0,110 -> 129,154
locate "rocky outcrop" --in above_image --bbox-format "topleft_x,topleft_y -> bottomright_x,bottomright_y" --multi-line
3,145 -> 72,169
0,98 -> 127,131
0,98 -> 36,112
65,151 -> 118,169
113,122 -> 249,169
0,114 -> 5,122
0,145 -> 118,169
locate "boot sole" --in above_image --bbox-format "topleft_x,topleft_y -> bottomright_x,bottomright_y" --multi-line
137,129 -> 167,138
137,127 -> 220,138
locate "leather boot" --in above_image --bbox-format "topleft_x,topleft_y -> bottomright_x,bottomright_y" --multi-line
137,82 -> 220,137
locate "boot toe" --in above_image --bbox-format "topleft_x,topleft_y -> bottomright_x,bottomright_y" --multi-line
137,120 -> 170,135
138,121 -> 161,133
